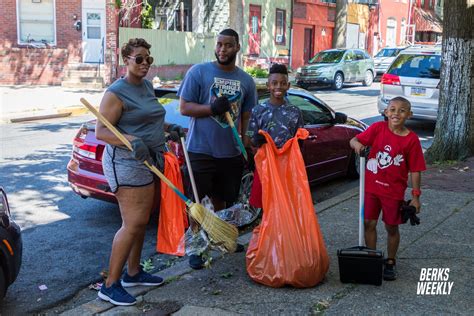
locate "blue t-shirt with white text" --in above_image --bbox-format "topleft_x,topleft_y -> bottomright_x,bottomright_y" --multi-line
177,62 -> 257,158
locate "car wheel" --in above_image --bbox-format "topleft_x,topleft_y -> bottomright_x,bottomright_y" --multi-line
234,171 -> 261,227
0,267 -> 6,299
347,151 -> 360,179
332,73 -> 344,90
363,70 -> 373,87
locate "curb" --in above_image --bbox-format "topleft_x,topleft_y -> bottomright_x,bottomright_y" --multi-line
58,191 -> 355,315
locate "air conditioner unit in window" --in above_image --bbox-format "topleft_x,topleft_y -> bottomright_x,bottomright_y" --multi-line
276,35 -> 283,43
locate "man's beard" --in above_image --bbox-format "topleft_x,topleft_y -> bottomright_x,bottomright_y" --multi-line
215,52 -> 237,65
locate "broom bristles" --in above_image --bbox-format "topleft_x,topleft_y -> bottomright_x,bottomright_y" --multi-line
189,202 -> 238,253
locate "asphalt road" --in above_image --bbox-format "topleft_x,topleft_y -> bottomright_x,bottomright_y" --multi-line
0,116 -> 161,314
0,83 -> 436,314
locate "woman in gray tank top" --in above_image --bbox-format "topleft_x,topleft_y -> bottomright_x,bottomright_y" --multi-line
95,38 -> 184,306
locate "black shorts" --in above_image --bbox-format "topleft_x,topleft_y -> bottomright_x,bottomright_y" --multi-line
188,152 -> 244,204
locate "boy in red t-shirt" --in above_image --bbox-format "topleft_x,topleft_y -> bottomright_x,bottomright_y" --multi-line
350,97 -> 426,281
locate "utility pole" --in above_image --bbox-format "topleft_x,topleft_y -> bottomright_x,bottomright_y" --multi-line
333,0 -> 348,48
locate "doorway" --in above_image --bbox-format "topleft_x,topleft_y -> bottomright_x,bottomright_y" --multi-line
82,4 -> 105,63
304,28 -> 313,64
248,5 -> 261,56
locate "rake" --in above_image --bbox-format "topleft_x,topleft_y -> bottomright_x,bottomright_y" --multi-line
80,98 -> 238,252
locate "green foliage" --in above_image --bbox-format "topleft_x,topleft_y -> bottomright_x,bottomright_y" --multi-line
141,2 -> 154,29
140,258 -> 155,272
113,0 -> 122,9
245,66 -> 269,78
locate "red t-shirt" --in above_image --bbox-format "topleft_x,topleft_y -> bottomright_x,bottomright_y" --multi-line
356,121 -> 426,200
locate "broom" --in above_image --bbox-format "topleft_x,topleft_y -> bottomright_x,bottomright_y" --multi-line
80,98 -> 238,252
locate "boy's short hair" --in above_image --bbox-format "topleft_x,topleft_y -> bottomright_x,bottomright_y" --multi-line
389,96 -> 411,109
219,28 -> 239,44
269,63 -> 288,75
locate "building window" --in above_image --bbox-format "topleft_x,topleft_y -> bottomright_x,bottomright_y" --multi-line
328,7 -> 336,22
17,0 -> 55,45
386,18 -> 397,47
275,9 -> 286,45
400,18 -> 406,45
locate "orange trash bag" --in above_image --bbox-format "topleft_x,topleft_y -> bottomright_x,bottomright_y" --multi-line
157,152 -> 189,256
246,129 -> 329,288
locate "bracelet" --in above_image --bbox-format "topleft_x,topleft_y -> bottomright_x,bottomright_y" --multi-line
411,189 -> 421,197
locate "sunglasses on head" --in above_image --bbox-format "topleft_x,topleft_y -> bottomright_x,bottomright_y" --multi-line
128,55 -> 154,65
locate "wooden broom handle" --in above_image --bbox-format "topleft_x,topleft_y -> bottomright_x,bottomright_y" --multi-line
80,98 -> 182,195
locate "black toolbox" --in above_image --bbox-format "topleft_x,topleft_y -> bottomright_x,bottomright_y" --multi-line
337,155 -> 384,286
337,246 -> 384,285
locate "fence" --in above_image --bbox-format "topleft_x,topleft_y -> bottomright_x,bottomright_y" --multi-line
119,28 -> 216,66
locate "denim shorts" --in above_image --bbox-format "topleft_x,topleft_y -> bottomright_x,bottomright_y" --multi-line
102,145 -> 154,193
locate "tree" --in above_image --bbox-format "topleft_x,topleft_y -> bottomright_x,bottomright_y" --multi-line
332,0 -> 348,48
425,2 -> 474,162
228,0 -> 244,67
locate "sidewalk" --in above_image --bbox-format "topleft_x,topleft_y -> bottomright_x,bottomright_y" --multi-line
0,77 -> 278,124
0,85 -> 105,123
50,167 -> 473,315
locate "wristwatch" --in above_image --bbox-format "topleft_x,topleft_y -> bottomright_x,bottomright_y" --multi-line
411,188 -> 421,197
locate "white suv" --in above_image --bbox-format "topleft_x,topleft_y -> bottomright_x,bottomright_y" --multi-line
373,46 -> 407,76
377,45 -> 441,121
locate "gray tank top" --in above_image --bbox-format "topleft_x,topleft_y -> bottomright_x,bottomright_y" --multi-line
107,78 -> 166,152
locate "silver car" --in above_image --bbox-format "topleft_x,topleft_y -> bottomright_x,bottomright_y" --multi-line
377,45 -> 441,121
373,46 -> 407,76
296,48 -> 375,90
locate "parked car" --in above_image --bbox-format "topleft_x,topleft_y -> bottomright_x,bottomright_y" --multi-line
296,48 -> 375,90
0,187 -> 22,299
67,86 -> 367,211
377,45 -> 441,121
373,46 -> 407,76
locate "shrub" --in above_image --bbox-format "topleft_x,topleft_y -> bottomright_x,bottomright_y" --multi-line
245,66 -> 268,78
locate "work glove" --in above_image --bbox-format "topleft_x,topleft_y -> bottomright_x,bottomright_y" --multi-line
154,151 -> 165,172
246,147 -> 255,171
401,200 -> 420,226
210,96 -> 231,115
167,124 -> 185,142
130,138 -> 151,163
253,133 -> 267,148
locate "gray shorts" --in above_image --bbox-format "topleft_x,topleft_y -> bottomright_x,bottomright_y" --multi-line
102,145 -> 154,193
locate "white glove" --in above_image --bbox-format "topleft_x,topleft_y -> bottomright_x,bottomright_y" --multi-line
367,158 -> 378,174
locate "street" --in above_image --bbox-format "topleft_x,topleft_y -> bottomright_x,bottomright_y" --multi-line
0,117 -> 161,314
0,83 -> 437,314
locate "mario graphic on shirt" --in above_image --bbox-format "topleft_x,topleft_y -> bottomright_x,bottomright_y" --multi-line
367,145 -> 405,175
209,77 -> 242,127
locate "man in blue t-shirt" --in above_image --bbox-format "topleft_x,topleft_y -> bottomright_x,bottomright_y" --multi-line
178,29 -> 257,268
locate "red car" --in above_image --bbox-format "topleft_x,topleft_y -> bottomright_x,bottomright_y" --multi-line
67,87 -> 367,205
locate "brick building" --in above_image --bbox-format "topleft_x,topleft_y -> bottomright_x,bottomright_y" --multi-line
367,0 -> 410,56
291,0 -> 336,70
0,0 -> 118,87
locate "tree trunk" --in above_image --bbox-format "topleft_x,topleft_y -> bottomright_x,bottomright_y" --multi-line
228,0 -> 244,67
425,2 -> 474,163
332,0 -> 348,48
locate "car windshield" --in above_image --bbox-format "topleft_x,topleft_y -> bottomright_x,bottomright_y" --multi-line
387,54 -> 441,79
375,48 -> 402,58
309,51 -> 345,64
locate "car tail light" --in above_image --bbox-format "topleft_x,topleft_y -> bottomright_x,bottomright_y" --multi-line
381,73 -> 401,86
73,125 -> 99,160
167,141 -> 185,166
